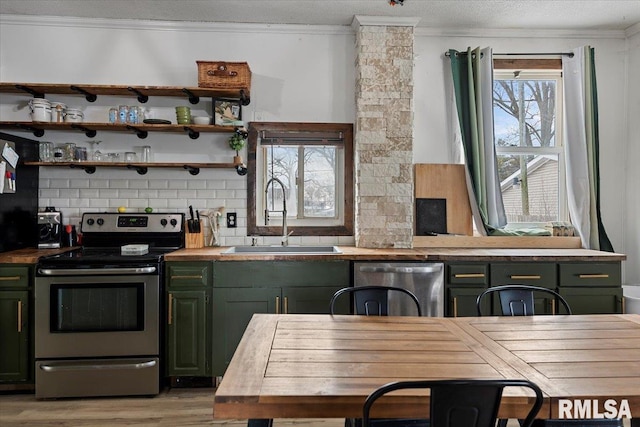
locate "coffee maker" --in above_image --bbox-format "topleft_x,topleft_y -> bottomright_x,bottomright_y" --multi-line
38,208 -> 62,248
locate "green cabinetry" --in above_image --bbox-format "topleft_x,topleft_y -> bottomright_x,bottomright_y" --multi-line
165,262 -> 212,379
558,263 -> 623,314
0,265 -> 31,384
444,260 -> 622,317
445,263 -> 489,317
211,260 -> 350,377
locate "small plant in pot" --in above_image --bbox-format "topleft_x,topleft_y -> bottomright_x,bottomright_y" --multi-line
229,128 -> 247,166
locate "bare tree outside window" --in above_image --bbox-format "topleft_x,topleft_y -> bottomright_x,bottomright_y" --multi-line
493,70 -> 564,224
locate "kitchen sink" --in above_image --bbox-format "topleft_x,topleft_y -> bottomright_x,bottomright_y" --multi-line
222,245 -> 342,255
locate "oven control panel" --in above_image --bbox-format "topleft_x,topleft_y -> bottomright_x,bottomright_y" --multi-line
81,213 -> 184,233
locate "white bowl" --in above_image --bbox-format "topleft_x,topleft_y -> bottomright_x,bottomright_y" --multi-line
192,116 -> 211,125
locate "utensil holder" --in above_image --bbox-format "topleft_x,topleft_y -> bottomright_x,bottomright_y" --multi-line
185,229 -> 204,249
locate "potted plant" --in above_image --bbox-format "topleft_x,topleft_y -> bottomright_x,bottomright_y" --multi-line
228,128 -> 247,165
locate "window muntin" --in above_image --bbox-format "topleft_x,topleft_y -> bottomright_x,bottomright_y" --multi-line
247,122 -> 353,236
493,69 -> 566,226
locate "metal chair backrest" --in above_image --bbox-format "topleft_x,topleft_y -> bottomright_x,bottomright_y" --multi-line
363,379 -> 543,427
330,286 -> 422,316
476,285 -> 572,316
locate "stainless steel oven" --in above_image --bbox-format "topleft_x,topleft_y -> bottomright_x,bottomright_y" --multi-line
34,212 -> 184,399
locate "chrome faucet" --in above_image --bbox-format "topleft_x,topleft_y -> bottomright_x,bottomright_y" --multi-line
265,177 -> 292,246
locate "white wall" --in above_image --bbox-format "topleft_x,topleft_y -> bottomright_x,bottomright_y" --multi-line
624,26 -> 640,285
0,16 -> 636,282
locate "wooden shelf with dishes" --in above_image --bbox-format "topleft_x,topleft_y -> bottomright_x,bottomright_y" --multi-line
1,81 -> 251,175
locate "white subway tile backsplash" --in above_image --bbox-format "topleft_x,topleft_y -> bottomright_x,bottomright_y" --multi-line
70,179 -> 91,188
148,180 -> 170,189
109,179 -> 130,189
89,179 -> 110,189
39,189 -> 59,198
50,179 -> 70,188
79,189 -> 100,198
98,189 -> 119,198
129,180 -> 149,189
118,189 -> 140,198
138,190 -> 159,198
187,180 -> 207,190
157,190 -> 178,199
59,189 -> 80,198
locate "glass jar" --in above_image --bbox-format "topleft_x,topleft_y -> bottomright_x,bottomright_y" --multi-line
118,105 -> 129,124
64,143 -> 76,161
39,142 -> 53,162
109,107 -> 118,124
141,145 -> 151,162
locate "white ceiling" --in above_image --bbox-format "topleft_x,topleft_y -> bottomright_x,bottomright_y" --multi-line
1,0 -> 639,32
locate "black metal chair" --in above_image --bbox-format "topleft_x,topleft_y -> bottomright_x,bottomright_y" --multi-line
330,285 -> 422,316
476,284 -> 572,316
362,379 -> 544,427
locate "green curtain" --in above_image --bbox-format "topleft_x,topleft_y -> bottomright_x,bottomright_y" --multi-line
586,47 -> 614,251
448,47 -> 506,234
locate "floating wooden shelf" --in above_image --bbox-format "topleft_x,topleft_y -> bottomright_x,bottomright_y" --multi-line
24,161 -> 238,176
0,82 -> 250,105
0,121 -> 236,139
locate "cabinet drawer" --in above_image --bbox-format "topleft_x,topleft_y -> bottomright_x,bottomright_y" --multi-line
491,263 -> 557,288
447,264 -> 489,285
166,262 -> 211,288
559,263 -> 621,287
0,266 -> 30,288
213,261 -> 349,288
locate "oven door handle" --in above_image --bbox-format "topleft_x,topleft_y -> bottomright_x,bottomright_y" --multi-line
38,266 -> 157,276
39,360 -> 157,372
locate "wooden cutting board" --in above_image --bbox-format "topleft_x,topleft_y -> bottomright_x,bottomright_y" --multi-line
414,163 -> 473,236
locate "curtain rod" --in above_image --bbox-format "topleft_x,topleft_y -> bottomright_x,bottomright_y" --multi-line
445,51 -> 574,58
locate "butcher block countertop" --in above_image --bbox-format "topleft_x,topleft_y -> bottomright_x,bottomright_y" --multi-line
162,246 -> 626,262
0,246 -> 626,264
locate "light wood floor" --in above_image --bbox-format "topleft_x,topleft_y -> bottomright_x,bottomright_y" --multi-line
0,387 -> 345,427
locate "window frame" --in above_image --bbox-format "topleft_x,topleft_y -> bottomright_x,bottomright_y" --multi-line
247,122 -> 354,237
493,61 -> 568,227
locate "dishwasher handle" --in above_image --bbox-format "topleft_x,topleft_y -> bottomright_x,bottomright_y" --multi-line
358,265 -> 440,274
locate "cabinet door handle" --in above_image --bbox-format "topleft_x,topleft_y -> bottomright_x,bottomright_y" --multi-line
453,297 -> 458,317
17,300 -> 22,333
168,293 -> 173,325
578,274 -> 609,279
0,276 -> 21,281
453,273 -> 485,279
622,297 -> 626,314
170,275 -> 203,280
550,299 -> 556,315
275,296 -> 281,314
510,275 -> 541,280
284,296 -> 289,314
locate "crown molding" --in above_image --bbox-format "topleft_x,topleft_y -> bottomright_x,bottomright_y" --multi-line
351,15 -> 421,29
626,22 -> 640,38
0,14 -> 353,35
415,26 -> 627,39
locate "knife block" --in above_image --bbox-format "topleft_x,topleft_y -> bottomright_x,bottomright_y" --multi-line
185,224 -> 204,249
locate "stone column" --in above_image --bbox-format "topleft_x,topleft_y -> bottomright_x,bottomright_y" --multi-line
352,16 -> 420,248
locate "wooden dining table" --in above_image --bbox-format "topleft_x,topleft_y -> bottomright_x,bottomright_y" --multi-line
213,313 -> 640,424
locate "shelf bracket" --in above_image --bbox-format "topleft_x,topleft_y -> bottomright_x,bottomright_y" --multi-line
15,123 -> 45,137
69,164 -> 96,174
183,126 -> 200,140
126,125 -> 148,139
239,89 -> 250,106
70,124 -> 97,138
15,84 -> 45,98
181,88 -> 200,104
127,87 -> 149,103
69,85 -> 98,102
127,164 -> 148,175
183,165 -> 200,175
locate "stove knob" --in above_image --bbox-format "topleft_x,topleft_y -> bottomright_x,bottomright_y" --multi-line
170,218 -> 178,227
96,218 -> 104,226
160,218 -> 168,227
86,218 -> 95,226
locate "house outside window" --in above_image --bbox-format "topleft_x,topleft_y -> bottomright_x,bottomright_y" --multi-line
247,122 -> 354,237
493,65 -> 566,226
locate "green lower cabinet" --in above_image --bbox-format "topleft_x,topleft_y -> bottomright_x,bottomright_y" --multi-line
211,260 -> 350,377
559,287 -> 623,314
447,286 -> 488,317
166,290 -> 211,377
0,290 -> 30,383
211,287 -> 280,377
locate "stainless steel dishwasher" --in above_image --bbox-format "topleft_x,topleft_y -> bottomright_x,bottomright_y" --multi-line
353,262 -> 444,316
